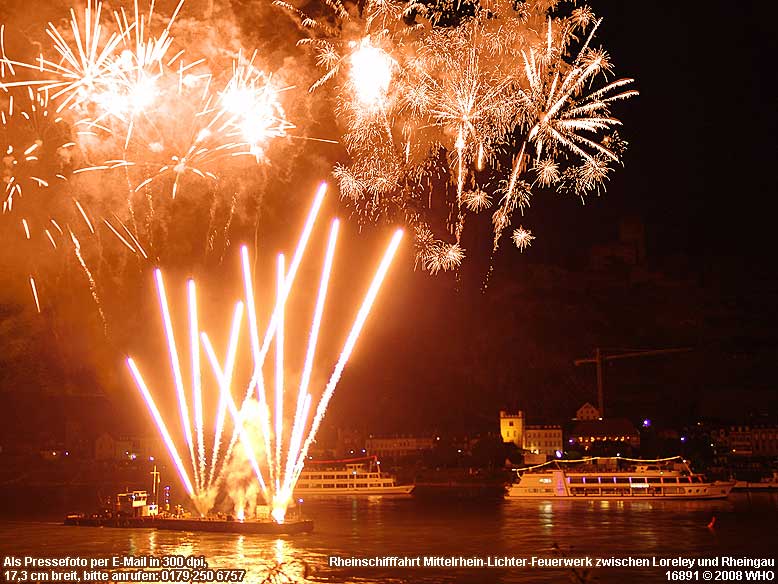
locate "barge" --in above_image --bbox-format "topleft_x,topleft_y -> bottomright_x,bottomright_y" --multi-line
64,489 -> 313,534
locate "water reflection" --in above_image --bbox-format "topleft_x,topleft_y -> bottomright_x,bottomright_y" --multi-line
0,494 -> 776,584
275,538 -> 284,564
235,534 -> 245,560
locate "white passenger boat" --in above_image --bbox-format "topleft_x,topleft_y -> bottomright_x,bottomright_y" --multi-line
507,456 -> 734,500
294,457 -> 415,497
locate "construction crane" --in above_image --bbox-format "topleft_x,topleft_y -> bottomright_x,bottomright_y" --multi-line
574,347 -> 692,417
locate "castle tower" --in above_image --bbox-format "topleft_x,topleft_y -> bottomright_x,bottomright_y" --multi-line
500,410 -> 524,447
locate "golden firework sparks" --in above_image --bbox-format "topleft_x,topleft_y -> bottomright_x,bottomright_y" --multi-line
126,184 -> 403,522
512,226 -> 535,252
285,0 -> 636,261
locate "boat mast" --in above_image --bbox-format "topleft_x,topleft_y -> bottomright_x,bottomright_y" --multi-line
150,465 -> 161,508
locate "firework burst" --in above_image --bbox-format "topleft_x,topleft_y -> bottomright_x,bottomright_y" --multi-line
512,226 -> 535,252
283,0 -> 637,268
1,89 -> 71,212
1,0 -> 297,314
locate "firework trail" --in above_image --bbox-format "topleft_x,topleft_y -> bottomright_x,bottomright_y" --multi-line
154,268 -> 198,491
285,228 -> 403,504
69,228 -> 107,330
127,183 -> 403,521
127,357 -> 196,497
29,276 -> 41,313
201,300 -> 244,489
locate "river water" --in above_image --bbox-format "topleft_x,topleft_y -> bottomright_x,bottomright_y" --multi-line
1,494 -> 777,583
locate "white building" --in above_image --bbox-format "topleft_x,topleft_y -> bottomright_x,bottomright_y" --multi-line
523,425 -> 563,457
500,411 -> 562,457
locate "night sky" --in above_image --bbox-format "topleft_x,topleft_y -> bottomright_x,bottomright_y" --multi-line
588,1 -> 776,263
1,0 -> 776,451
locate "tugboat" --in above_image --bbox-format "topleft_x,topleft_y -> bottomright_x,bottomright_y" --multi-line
64,489 -> 156,528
